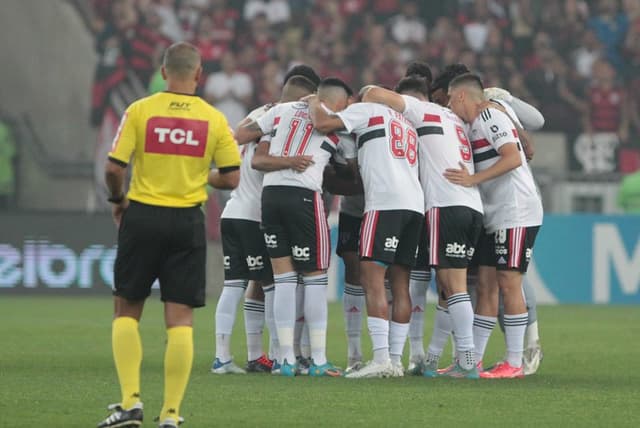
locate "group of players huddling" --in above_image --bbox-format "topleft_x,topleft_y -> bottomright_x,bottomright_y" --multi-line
211,61 -> 545,380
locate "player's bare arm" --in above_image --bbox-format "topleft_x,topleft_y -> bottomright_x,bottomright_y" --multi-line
208,166 -> 240,189
235,120 -> 264,145
361,86 -> 407,113
104,159 -> 129,227
307,95 -> 346,134
443,142 -> 522,187
251,140 -> 314,172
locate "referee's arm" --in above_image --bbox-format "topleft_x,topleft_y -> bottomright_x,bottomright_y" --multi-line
208,115 -> 241,189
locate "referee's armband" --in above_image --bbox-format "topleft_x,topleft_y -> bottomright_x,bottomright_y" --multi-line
218,165 -> 240,174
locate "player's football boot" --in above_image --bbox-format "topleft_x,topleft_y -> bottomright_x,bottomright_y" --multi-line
345,360 -> 393,379
523,341 -> 543,375
270,359 -> 281,375
345,360 -> 364,375
296,355 -> 311,375
246,354 -> 273,373
422,359 -> 440,378
279,358 -> 298,377
210,358 -> 246,374
480,361 -> 524,379
309,360 -> 343,377
390,361 -> 405,377
406,355 -> 425,375
97,402 -> 143,428
439,362 -> 480,379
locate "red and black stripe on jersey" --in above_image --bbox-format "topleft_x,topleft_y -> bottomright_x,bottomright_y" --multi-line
320,133 -> 339,154
357,116 -> 386,148
416,113 -> 444,136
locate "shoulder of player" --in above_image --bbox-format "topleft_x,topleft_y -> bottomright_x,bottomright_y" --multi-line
479,106 -> 510,125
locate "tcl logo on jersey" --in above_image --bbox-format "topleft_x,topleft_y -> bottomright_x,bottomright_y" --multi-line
145,117 -> 208,157
384,236 -> 399,251
292,246 -> 310,260
246,255 -> 264,270
264,234 -> 278,248
446,242 -> 467,258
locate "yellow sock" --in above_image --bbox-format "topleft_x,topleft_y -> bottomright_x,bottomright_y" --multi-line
160,326 -> 193,422
112,317 -> 142,409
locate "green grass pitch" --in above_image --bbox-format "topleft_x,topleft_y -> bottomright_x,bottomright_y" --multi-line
1,296 -> 639,427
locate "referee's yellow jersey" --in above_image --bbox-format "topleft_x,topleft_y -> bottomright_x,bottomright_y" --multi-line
109,91 -> 241,207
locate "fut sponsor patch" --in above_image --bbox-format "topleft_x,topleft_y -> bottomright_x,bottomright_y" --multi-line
145,117 -> 208,157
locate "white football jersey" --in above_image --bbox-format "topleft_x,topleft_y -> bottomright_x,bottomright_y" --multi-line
336,102 -> 424,214
470,107 -> 543,233
257,101 -> 356,192
401,95 -> 484,214
221,104 -> 271,222
333,143 -> 365,218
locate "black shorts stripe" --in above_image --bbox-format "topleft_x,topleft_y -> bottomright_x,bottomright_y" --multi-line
473,149 -> 499,163
416,126 -> 444,136
358,129 -> 386,148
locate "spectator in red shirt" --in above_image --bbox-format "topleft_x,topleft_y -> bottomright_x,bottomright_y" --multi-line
584,59 -> 629,143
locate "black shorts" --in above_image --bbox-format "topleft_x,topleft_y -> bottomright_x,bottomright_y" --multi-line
473,226 -> 540,273
261,186 -> 330,272
114,201 -> 206,308
221,218 -> 273,282
427,206 -> 483,269
413,217 -> 430,270
359,209 -> 424,267
337,212 -> 362,257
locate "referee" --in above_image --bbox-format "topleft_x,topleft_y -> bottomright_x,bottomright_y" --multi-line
97,42 -> 241,428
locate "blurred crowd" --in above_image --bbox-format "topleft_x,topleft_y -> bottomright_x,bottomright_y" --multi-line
89,0 -> 640,169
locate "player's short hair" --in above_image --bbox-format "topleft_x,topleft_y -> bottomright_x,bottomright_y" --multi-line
394,75 -> 430,96
448,73 -> 484,92
283,64 -> 321,87
404,61 -> 433,85
430,63 -> 470,95
286,75 -> 318,93
319,77 -> 353,97
163,42 -> 201,78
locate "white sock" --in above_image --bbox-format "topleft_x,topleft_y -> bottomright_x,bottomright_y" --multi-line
244,298 -> 265,361
263,284 -> 279,361
525,320 -> 540,348
504,313 -> 528,368
301,323 -> 311,359
294,281 -> 305,357
426,305 -> 452,358
389,321 -> 409,365
473,314 -> 497,363
214,280 -> 247,361
368,316 -> 390,364
303,274 -> 328,365
343,283 -> 365,362
274,272 -> 297,364
408,270 -> 429,359
447,293 -> 475,369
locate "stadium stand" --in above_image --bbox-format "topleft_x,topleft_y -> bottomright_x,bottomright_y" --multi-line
3,0 -> 640,213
